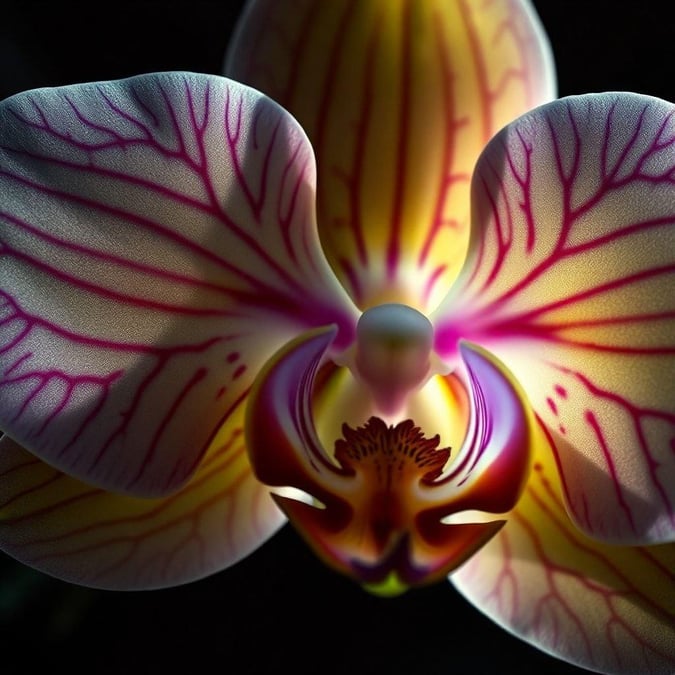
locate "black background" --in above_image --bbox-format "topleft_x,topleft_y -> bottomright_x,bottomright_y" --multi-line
0,3 -> 671,675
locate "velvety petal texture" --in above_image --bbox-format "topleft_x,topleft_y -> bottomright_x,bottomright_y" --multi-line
433,93 -> 675,544
451,422 -> 675,675
226,0 -> 555,311
0,72 -> 357,497
0,399 -> 283,589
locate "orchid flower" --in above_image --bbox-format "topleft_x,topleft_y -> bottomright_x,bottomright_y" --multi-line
0,0 -> 673,673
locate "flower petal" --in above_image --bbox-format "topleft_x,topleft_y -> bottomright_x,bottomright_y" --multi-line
226,0 -> 555,311
451,422 -> 675,675
0,72 -> 358,496
0,397 -> 283,589
432,93 -> 675,544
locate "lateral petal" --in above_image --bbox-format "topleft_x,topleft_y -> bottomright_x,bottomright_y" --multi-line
0,72 -> 357,496
226,0 -> 555,310
451,424 -> 675,675
433,93 -> 675,543
0,398 -> 283,589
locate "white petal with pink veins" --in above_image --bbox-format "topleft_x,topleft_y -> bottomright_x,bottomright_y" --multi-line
0,72 -> 357,497
433,93 -> 675,544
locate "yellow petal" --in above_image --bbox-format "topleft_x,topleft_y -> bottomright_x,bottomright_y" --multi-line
0,398 -> 282,589
226,0 -> 555,310
451,422 -> 675,674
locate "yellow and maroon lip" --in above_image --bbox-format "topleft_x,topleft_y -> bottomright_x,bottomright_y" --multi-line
244,326 -> 533,594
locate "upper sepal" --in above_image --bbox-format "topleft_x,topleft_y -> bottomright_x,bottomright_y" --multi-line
227,0 -> 555,310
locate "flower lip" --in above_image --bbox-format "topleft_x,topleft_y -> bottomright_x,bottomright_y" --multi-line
333,416 -> 451,549
349,521 -> 506,593
246,328 -> 535,594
